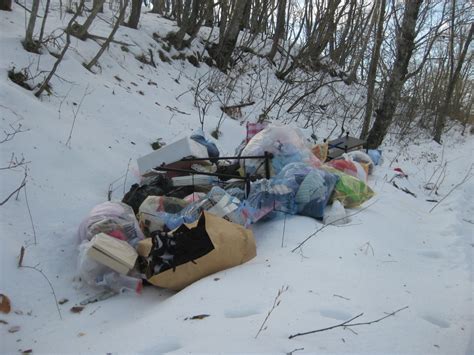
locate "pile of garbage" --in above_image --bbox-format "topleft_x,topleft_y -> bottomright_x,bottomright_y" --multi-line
75,125 -> 380,297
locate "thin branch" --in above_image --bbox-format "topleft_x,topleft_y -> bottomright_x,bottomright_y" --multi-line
20,265 -> 62,320
429,164 -> 472,213
291,200 -> 378,253
0,169 -> 27,206
289,306 -> 409,339
255,285 -> 289,339
65,84 -> 92,147
24,183 -> 37,245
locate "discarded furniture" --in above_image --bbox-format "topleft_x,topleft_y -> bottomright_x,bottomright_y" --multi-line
327,132 -> 367,161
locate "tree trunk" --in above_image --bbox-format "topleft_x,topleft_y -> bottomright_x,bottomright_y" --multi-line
0,0 -> 12,11
38,0 -> 52,44
213,0 -> 249,70
433,22 -> 473,143
71,0 -> 106,40
366,0 -> 423,149
86,0 -> 130,70
24,0 -> 41,52
360,0 -> 386,139
35,0 -> 86,97
268,0 -> 287,61
151,0 -> 165,14
127,0 -> 142,29
93,0 -> 104,12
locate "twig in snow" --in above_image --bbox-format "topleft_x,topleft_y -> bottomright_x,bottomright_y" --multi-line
65,84 -> 92,147
255,285 -> 289,339
122,158 -> 132,194
286,348 -> 304,355
359,241 -> 375,256
0,123 -> 30,144
24,183 -> 37,245
333,294 -> 351,301
0,168 -> 27,206
429,164 -> 473,213
291,200 -> 378,253
20,265 -> 62,320
281,213 -> 287,248
288,306 -> 409,339
18,246 -> 25,267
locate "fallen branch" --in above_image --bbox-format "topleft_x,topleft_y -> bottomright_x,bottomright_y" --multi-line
220,101 -> 255,111
87,33 -> 134,47
255,285 -> 288,339
429,164 -> 472,213
0,124 -> 30,144
288,306 -> 409,339
0,168 -> 27,206
24,183 -> 37,245
291,200 -> 378,253
20,265 -> 62,320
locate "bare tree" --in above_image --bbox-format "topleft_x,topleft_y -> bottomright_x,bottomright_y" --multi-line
366,0 -> 423,148
211,0 -> 250,70
268,0 -> 287,61
70,0 -> 106,40
24,0 -> 41,52
433,14 -> 473,142
85,0 -> 130,71
0,0 -> 12,11
35,0 -> 86,97
360,0 -> 386,139
127,0 -> 142,29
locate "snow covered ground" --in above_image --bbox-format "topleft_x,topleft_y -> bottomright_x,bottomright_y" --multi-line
1,4 -> 473,354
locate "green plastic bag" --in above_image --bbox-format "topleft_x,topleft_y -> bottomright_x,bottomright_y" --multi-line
321,167 -> 375,208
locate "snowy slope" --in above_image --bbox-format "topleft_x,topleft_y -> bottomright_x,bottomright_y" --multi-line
1,5 -> 473,354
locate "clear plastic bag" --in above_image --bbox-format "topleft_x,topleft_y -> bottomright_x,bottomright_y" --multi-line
77,201 -> 144,247
322,167 -> 375,208
76,241 -> 142,293
138,196 -> 189,236
241,125 -> 321,176
344,151 -> 374,175
295,168 -> 339,220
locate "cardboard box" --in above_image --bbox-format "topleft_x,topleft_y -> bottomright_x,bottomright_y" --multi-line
87,233 -> 138,275
137,137 -> 209,175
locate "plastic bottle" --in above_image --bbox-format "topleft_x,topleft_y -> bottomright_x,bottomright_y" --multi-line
96,272 -> 143,294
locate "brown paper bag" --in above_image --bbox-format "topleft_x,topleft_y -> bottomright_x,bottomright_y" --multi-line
137,211 -> 256,291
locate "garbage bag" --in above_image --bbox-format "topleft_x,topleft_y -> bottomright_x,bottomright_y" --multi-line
138,196 -> 189,237
323,200 -> 349,225
122,174 -> 173,214
137,212 -> 256,291
77,201 -> 144,247
312,142 -> 329,163
295,168 -> 339,220
191,128 -> 219,160
183,192 -> 206,203
367,149 -> 382,165
76,242 -> 142,293
327,159 -> 358,178
241,177 -> 297,224
241,125 -> 321,176
321,167 -> 375,208
344,151 -> 374,175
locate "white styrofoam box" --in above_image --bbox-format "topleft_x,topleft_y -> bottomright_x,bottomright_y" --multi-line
137,137 -> 209,175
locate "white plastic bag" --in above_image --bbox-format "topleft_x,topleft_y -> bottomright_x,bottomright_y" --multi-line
323,200 -> 349,225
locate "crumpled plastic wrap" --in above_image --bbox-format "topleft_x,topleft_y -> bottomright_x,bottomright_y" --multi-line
77,201 -> 144,247
241,126 -> 321,176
